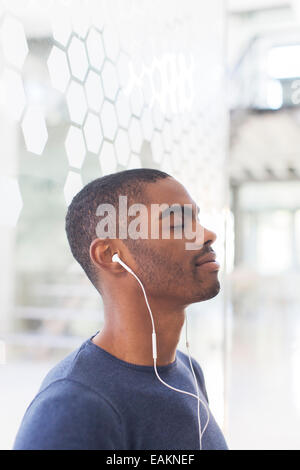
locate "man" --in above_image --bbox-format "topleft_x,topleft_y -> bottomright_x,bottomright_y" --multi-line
14,168 -> 228,450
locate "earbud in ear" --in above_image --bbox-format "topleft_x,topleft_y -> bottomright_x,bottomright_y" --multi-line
112,253 -> 134,274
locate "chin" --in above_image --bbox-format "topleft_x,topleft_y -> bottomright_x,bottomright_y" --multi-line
193,280 -> 221,303
207,280 -> 221,299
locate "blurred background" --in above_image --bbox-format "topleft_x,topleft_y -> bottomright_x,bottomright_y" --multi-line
0,0 -> 299,450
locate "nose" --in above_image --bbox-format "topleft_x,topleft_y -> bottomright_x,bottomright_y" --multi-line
203,226 -> 217,246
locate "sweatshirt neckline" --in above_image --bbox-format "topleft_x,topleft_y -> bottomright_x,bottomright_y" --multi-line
86,335 -> 178,373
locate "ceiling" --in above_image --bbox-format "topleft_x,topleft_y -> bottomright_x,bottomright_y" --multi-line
230,108 -> 300,182
228,0 -> 300,184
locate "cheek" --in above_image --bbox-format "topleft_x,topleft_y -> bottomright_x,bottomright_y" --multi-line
131,238 -> 193,285
142,249 -> 187,287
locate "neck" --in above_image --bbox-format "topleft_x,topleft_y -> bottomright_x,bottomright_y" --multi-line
92,290 -> 186,366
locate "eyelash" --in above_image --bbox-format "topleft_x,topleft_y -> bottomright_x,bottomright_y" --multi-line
171,216 -> 198,227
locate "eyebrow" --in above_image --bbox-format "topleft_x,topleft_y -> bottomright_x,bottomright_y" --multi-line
159,204 -> 200,220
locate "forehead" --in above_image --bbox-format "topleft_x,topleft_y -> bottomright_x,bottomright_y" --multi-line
144,176 -> 195,207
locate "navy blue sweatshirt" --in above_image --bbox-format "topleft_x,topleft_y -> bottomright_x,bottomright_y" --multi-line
13,335 -> 228,450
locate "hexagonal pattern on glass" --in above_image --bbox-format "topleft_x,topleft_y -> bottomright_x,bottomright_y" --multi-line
151,130 -> 164,164
170,115 -> 182,142
152,101 -> 164,130
172,143 -> 183,172
162,121 -> 173,153
0,2 -> 227,307
163,151 -> 176,174
88,3 -> 105,32
115,91 -> 131,129
67,36 -> 88,81
140,107 -> 153,142
47,46 -> 70,93
65,126 -> 86,169
102,26 -> 119,63
21,107 -> 48,155
114,129 -> 130,167
101,61 -> 119,102
181,111 -> 192,133
152,65 -> 162,94
117,52 -> 130,89
0,16 -> 28,69
66,81 -> 87,124
0,176 -> 23,227
100,101 -> 118,141
85,70 -> 104,112
128,117 -> 143,154
86,28 -> 105,71
52,13 -> 72,47
142,74 -> 153,107
99,141 -> 117,175
127,153 -> 142,169
180,134 -> 190,160
165,95 -> 173,122
130,86 -> 144,118
70,3 -> 90,39
64,171 -> 83,206
187,126 -> 198,153
83,113 -> 103,154
2,69 -> 26,121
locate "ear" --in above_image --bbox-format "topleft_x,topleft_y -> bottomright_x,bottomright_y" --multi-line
89,239 -> 119,272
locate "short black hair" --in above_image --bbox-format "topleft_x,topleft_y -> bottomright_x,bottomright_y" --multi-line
65,168 -> 170,290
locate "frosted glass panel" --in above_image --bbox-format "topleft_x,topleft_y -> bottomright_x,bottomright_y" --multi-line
0,0 -> 227,449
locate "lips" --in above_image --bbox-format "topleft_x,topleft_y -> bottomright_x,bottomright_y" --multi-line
194,251 -> 220,271
195,252 -> 217,266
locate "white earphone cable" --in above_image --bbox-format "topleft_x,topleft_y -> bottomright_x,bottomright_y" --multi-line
113,254 -> 210,449
185,314 -> 210,448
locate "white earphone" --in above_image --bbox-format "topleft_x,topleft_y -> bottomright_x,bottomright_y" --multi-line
112,253 -> 210,450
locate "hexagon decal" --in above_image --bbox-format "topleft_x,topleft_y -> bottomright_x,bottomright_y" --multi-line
21,107 -> 48,155
0,176 -> 23,227
65,126 -> 86,169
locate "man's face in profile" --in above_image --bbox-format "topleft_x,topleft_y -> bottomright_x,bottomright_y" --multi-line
122,176 -> 220,307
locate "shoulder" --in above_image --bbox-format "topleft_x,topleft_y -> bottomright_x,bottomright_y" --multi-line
33,377 -> 122,421
177,349 -> 204,375
13,378 -> 124,450
38,338 -> 110,395
177,349 -> 209,403
38,341 -> 89,391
